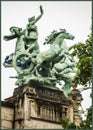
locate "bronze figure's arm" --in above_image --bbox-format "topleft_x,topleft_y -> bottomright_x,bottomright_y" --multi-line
34,5 -> 44,24
28,5 -> 44,25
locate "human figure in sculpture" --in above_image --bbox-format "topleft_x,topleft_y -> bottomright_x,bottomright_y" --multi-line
3,6 -> 43,67
24,5 -> 44,54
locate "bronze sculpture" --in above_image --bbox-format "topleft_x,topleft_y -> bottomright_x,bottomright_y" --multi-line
3,6 -> 77,96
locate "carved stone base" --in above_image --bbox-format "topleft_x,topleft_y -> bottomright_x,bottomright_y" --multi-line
73,112 -> 82,126
4,85 -> 70,129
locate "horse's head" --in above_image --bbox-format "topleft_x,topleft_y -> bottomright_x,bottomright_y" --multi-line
59,29 -> 75,40
44,29 -> 75,45
64,33 -> 75,40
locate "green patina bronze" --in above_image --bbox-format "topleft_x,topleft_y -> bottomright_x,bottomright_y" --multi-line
3,6 -> 77,96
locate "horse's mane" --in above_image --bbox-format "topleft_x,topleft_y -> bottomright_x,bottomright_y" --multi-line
44,29 -> 66,45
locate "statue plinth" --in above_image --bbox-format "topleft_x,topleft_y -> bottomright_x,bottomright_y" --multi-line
4,85 -> 69,129
67,84 -> 83,126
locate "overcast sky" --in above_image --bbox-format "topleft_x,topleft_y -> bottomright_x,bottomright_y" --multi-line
1,1 -> 92,118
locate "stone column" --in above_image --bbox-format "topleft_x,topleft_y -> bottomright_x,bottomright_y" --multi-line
67,105 -> 73,123
30,99 -> 37,118
68,83 -> 83,126
23,93 -> 29,120
23,93 -> 29,128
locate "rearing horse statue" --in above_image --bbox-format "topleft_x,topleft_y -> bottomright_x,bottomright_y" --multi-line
34,29 -> 75,77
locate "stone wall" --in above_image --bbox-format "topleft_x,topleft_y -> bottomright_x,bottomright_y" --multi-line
1,102 -> 14,129
13,86 -> 69,128
74,113 -> 82,126
1,85 -> 83,129
14,118 -> 62,129
24,118 -> 62,129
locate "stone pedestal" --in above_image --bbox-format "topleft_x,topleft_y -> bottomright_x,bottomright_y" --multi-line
73,111 -> 82,126
1,102 -> 14,129
68,83 -> 83,126
3,85 -> 69,129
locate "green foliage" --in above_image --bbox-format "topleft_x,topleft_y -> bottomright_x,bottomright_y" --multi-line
61,110 -> 92,129
80,106 -> 92,128
85,106 -> 92,128
67,123 -> 77,129
60,34 -> 92,129
61,118 -> 69,128
70,34 -> 92,86
60,118 -> 78,129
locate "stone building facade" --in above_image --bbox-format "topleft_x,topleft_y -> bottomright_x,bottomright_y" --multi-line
1,101 -> 14,129
1,85 -> 82,129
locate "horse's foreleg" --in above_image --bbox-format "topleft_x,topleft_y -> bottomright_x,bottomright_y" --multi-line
34,64 -> 42,77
